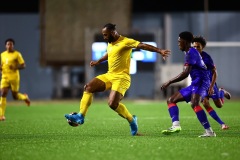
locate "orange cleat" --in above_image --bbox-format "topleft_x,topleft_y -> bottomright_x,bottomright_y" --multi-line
24,94 -> 31,106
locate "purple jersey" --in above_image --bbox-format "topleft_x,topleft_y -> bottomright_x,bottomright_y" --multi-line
180,47 -> 210,102
200,51 -> 215,81
200,51 -> 220,99
184,47 -> 209,85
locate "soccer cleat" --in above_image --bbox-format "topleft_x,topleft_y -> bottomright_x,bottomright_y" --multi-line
0,116 -> 6,121
220,88 -> 231,100
129,115 -> 138,136
221,124 -> 229,130
24,94 -> 31,106
198,131 -> 216,137
162,126 -> 181,135
65,113 -> 84,125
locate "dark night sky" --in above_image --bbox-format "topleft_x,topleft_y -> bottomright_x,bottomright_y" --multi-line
0,0 -> 239,13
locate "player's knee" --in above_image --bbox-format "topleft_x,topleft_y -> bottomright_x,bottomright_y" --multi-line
1,89 -> 8,97
215,104 -> 223,108
202,100 -> 208,106
167,97 -> 175,104
1,92 -> 7,97
84,84 -> 92,92
108,100 -> 118,110
12,95 -> 18,100
84,84 -> 88,91
214,100 -> 223,108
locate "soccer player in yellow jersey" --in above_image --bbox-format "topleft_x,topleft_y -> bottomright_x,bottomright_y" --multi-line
65,23 -> 171,135
0,38 -> 30,121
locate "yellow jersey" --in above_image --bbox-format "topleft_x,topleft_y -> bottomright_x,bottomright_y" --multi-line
1,50 -> 25,79
107,36 -> 140,75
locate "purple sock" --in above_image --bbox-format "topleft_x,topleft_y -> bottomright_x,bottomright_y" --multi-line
194,106 -> 211,129
168,103 -> 179,122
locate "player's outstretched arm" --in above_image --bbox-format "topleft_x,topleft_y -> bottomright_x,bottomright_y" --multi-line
137,43 -> 171,60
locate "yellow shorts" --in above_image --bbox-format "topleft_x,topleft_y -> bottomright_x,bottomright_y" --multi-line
96,72 -> 130,96
1,76 -> 20,92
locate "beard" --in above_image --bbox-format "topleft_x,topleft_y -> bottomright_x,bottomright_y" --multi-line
107,35 -> 114,43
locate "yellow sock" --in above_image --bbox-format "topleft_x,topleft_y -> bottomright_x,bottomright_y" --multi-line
79,92 -> 93,116
114,103 -> 133,122
17,93 -> 27,100
0,97 -> 7,116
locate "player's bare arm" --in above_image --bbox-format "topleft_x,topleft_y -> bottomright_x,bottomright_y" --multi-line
9,63 -> 25,70
208,67 -> 217,95
137,43 -> 171,60
161,65 -> 191,90
90,53 -> 108,67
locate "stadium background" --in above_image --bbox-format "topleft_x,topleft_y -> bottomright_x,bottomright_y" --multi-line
0,0 -> 239,100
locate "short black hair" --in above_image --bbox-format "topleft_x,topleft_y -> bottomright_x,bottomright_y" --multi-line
103,23 -> 116,31
179,31 -> 193,42
5,38 -> 15,45
192,36 -> 207,48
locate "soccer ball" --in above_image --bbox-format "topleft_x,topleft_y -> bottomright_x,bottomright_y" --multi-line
67,112 -> 79,127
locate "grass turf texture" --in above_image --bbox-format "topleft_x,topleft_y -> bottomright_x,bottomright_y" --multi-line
0,99 -> 239,160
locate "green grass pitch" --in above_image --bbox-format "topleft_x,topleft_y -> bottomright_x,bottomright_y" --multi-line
0,99 -> 239,160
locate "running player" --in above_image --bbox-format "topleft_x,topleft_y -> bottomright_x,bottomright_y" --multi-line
192,36 -> 231,130
0,38 -> 30,121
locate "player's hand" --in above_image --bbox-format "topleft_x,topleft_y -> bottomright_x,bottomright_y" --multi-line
208,87 -> 214,96
9,65 -> 17,70
90,61 -> 100,67
160,49 -> 171,60
161,81 -> 171,90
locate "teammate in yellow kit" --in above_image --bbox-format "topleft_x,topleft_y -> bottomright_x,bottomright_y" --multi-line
65,23 -> 171,135
0,38 -> 30,121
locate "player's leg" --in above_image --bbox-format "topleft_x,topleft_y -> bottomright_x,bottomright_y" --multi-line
0,78 -> 10,121
214,83 -> 231,104
191,92 -> 216,137
109,90 -> 139,136
203,98 -> 229,129
80,76 -> 107,116
210,84 -> 223,108
109,90 -> 130,120
0,87 -> 9,121
110,76 -> 140,136
219,87 -> 231,102
212,99 -> 229,130
65,76 -> 107,125
209,84 -> 226,108
11,91 -> 30,106
162,88 -> 187,135
10,79 -> 30,106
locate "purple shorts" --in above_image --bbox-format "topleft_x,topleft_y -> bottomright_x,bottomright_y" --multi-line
179,84 -> 209,103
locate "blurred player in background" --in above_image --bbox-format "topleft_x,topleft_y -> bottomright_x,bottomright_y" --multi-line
65,23 -> 171,136
0,38 -> 30,121
192,36 -> 231,130
161,31 -> 216,137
